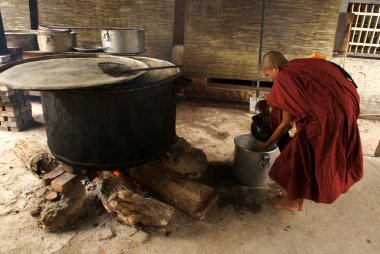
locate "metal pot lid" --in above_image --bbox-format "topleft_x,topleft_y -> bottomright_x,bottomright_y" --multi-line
0,54 -> 148,90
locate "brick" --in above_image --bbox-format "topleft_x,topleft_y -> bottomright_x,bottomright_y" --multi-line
0,109 -> 34,130
42,165 -> 65,185
4,101 -> 31,111
0,104 -> 32,117
0,123 -> 28,132
51,173 -> 79,193
0,115 -> 34,128
0,109 -> 32,122
0,94 -> 31,106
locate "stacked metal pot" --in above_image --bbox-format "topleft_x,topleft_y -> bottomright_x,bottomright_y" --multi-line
36,26 -> 77,53
5,27 -> 145,54
101,29 -> 144,54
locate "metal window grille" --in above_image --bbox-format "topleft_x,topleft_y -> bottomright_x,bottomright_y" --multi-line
347,2 -> 380,56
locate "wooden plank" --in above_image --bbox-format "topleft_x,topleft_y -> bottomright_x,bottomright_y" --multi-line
42,165 -> 65,185
51,172 -> 79,193
38,0 -> 175,60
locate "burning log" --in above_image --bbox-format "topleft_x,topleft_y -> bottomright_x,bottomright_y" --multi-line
13,138 -> 58,174
98,173 -> 175,230
131,161 -> 219,220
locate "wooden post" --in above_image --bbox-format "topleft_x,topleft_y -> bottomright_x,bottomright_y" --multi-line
0,12 -> 8,55
29,0 -> 39,30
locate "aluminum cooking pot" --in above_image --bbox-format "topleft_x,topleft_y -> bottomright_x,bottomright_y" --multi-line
233,134 -> 279,186
101,29 -> 144,54
37,29 -> 76,53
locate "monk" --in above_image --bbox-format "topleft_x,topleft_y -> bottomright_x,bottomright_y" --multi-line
257,51 -> 363,211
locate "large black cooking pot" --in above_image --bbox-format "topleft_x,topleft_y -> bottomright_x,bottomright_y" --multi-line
40,56 -> 180,169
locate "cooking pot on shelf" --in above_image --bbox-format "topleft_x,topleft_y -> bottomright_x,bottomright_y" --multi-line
37,28 -> 76,53
101,29 -> 145,54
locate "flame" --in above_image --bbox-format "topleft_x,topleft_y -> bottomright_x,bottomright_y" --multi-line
128,168 -> 142,189
112,168 -> 142,189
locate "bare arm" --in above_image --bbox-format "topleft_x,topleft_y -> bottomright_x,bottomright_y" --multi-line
257,110 -> 293,149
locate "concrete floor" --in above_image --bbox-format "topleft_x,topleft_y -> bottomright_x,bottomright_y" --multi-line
0,99 -> 379,254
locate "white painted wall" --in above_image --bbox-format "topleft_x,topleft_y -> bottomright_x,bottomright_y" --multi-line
332,56 -> 380,114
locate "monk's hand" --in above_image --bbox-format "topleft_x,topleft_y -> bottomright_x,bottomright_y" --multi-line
257,140 -> 269,150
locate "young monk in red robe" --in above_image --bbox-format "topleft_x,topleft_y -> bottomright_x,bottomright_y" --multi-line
257,51 -> 363,211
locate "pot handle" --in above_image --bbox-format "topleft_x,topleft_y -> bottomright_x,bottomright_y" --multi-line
103,30 -> 110,41
46,35 -> 54,45
258,154 -> 270,169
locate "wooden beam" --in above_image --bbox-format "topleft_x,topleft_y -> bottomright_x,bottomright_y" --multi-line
0,12 -> 8,55
29,0 -> 39,30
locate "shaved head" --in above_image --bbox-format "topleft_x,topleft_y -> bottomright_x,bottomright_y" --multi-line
261,51 -> 288,81
262,51 -> 288,69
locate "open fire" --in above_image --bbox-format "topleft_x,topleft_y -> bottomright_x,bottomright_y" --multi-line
12,137 -> 218,233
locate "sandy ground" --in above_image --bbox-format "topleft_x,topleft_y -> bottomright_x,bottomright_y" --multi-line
0,99 -> 379,254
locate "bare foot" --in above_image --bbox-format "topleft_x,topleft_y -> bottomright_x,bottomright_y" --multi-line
268,197 -> 304,211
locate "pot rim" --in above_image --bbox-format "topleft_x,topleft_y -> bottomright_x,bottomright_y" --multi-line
101,28 -> 145,32
37,31 -> 77,36
5,30 -> 37,35
234,133 -> 278,154
0,54 -> 150,90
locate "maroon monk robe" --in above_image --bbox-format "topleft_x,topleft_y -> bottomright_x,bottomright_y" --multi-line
267,58 -> 363,204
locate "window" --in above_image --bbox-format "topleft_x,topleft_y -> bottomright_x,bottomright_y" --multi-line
347,2 -> 380,56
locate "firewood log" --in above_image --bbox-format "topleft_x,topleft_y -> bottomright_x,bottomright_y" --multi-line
13,138 -> 58,174
131,161 -> 219,220
98,174 -> 175,230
